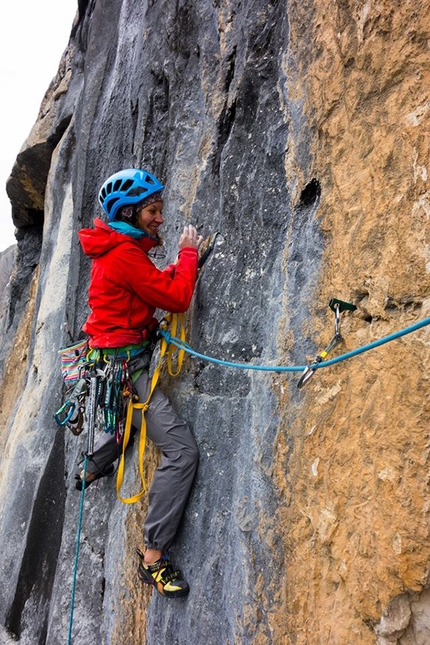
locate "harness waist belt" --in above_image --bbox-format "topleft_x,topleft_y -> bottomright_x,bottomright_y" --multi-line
91,341 -> 150,361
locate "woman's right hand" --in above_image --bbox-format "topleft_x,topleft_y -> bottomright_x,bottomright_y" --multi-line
178,225 -> 204,250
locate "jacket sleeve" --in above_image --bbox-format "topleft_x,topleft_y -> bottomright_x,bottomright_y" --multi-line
162,263 -> 177,278
109,244 -> 199,313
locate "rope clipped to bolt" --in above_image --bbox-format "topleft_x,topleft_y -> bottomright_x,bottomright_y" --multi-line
159,308 -> 430,384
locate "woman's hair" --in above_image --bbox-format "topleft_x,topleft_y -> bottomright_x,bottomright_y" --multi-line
116,205 -> 137,225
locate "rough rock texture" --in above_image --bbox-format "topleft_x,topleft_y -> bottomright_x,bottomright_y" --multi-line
0,1 -> 429,644
0,245 -> 16,320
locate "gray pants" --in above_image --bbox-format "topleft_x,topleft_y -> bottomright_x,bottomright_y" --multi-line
87,361 -> 199,552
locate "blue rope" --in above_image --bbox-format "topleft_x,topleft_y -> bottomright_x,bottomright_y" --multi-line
160,317 -> 430,373
68,453 -> 88,645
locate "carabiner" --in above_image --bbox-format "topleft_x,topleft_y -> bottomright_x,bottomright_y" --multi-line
54,400 -> 76,426
297,355 -> 324,388
297,298 -> 356,389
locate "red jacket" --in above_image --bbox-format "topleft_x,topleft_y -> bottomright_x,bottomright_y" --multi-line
79,218 -> 198,348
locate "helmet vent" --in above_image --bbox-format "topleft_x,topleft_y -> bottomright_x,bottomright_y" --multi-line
127,186 -> 148,197
107,196 -> 120,212
121,179 -> 134,192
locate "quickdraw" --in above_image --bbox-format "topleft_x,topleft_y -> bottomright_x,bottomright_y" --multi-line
297,298 -> 357,389
101,356 -> 136,444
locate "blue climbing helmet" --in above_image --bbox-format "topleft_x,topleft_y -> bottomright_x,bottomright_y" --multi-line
98,168 -> 164,222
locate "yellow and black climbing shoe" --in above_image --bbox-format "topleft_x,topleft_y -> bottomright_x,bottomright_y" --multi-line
137,550 -> 189,598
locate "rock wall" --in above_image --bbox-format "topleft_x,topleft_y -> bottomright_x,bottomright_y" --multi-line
0,1 -> 429,644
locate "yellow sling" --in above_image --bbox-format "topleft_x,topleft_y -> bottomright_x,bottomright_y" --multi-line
115,313 -> 186,504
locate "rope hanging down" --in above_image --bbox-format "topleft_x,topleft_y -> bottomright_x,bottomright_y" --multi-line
159,316 -> 430,374
68,454 -> 88,645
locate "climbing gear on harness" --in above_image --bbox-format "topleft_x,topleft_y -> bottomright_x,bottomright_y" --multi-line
54,339 -> 91,434
86,363 -> 104,456
103,358 -> 133,443
136,549 -> 190,597
99,168 -> 164,222
53,377 -> 87,433
297,299 -> 356,388
54,331 -> 157,503
55,341 -> 149,437
74,464 -> 115,491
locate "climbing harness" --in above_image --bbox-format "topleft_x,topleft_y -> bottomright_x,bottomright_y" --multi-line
55,347 -> 142,433
54,347 -> 144,500
297,299 -> 357,388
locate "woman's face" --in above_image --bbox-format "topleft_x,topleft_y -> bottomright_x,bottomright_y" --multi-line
136,201 -> 164,237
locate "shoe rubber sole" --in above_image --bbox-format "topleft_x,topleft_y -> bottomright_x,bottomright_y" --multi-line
137,551 -> 189,598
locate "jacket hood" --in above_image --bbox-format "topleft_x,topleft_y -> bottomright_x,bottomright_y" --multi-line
79,218 -> 159,258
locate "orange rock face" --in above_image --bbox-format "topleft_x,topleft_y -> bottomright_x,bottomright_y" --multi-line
274,2 -> 430,643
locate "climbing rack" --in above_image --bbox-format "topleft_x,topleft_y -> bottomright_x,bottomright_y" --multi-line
297,298 -> 357,389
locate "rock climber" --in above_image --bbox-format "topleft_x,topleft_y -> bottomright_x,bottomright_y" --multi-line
77,168 -> 203,598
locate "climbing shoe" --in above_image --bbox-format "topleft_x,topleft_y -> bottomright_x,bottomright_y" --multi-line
137,549 -> 189,598
75,464 -> 115,491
